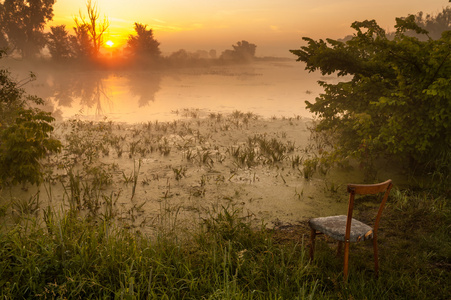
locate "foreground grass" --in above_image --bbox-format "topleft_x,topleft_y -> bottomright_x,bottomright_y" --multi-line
0,189 -> 449,299
0,206 -> 316,299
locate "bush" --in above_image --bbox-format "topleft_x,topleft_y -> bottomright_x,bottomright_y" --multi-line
0,50 -> 61,187
290,16 -> 451,177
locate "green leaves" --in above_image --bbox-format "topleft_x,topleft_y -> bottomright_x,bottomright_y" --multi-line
0,108 -> 62,186
291,14 -> 451,174
0,55 -> 62,187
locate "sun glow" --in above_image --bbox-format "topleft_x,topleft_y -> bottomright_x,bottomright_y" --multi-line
106,40 -> 114,47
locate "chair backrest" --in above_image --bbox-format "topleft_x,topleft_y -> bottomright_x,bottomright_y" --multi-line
345,180 -> 393,241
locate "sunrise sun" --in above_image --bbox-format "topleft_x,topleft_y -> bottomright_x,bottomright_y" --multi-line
106,40 -> 114,47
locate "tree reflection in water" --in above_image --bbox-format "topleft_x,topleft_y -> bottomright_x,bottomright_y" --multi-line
30,69 -> 162,120
126,71 -> 161,107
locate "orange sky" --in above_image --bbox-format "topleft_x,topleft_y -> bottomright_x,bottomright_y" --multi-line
49,0 -> 449,57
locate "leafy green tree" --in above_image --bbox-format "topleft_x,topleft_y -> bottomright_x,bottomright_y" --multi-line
46,25 -> 73,61
126,22 -> 161,64
0,0 -> 55,58
0,50 -> 61,187
290,17 -> 451,175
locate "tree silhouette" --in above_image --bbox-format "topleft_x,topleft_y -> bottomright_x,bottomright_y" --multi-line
70,23 -> 92,59
46,25 -> 72,61
0,0 -> 55,58
412,7 -> 451,39
73,0 -> 109,59
220,40 -> 257,62
126,23 -> 161,64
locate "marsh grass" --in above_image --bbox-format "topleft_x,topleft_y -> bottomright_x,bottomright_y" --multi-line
0,189 -> 449,299
0,114 -> 449,299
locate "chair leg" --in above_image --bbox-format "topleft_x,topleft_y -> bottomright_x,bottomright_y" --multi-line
373,235 -> 379,277
343,241 -> 350,281
310,228 -> 316,260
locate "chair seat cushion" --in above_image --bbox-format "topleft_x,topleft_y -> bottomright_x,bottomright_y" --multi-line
309,215 -> 373,242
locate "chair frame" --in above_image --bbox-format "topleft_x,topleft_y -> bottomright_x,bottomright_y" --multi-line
309,179 -> 393,280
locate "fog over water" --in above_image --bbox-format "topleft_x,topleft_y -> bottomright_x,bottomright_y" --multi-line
20,60 -> 338,123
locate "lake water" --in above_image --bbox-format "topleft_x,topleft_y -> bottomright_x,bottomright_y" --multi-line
24,60 -> 336,123
3,59 -> 410,229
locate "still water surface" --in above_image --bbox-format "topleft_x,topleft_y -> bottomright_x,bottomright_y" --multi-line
26,60 -> 336,123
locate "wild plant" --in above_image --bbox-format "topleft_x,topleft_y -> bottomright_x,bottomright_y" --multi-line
83,162 -> 115,187
169,120 -> 178,131
215,174 -> 225,184
209,112 -> 222,122
101,145 -> 110,156
122,171 -> 134,184
302,157 -> 318,179
158,138 -> 171,156
11,191 -> 40,218
131,160 -> 141,201
127,201 -> 146,224
197,149 -> 214,168
63,169 -> 82,211
291,154 -> 303,168
162,178 -> 172,199
227,145 -> 259,168
128,140 -> 141,158
64,123 -> 104,164
61,162 -> 112,215
141,175 -> 151,186
182,108 -> 199,118
220,123 -> 230,131
172,166 -> 187,181
231,110 -> 245,119
104,134 -> 124,158
323,180 -> 340,195
245,111 -> 258,120
132,128 -> 142,137
81,181 -> 102,216
101,190 -> 121,221
250,135 -> 295,165
183,148 -> 197,162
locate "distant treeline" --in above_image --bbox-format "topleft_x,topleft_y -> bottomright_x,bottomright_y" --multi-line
0,0 -> 259,68
339,6 -> 451,42
1,1 -> 450,69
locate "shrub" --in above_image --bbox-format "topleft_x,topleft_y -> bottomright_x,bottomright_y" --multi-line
0,50 -> 61,187
290,16 -> 451,178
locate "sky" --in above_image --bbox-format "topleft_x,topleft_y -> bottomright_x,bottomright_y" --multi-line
49,0 -> 449,57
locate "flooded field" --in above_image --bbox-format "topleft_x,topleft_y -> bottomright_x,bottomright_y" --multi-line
1,60 -> 384,231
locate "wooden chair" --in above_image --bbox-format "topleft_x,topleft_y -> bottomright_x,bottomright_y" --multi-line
308,179 -> 393,280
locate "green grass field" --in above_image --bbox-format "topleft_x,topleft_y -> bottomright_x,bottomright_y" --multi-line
0,187 -> 449,299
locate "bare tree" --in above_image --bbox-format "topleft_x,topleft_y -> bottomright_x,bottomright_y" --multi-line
73,0 -> 109,58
